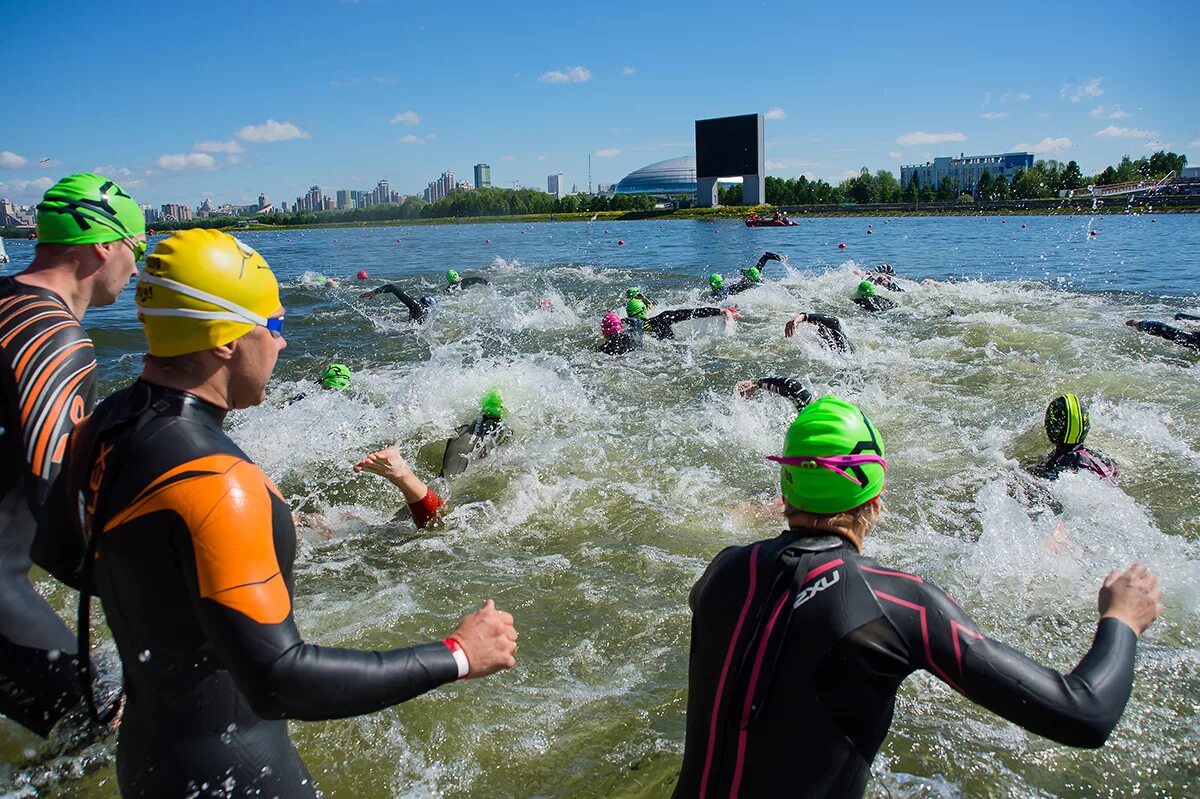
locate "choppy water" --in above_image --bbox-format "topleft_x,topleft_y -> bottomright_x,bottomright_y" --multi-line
2,214 -> 1198,798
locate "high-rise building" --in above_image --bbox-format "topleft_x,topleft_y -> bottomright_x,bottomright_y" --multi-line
474,163 -> 491,189
548,173 -> 565,198
160,203 -> 193,221
900,152 -> 1034,193
440,171 -> 454,198
336,190 -> 350,209
308,185 -> 321,210
258,193 -> 268,209
375,179 -> 389,205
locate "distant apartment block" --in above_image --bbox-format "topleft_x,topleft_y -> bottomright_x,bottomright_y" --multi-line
547,173 -> 565,198
901,152 -> 1034,193
474,163 -> 491,188
160,203 -> 193,222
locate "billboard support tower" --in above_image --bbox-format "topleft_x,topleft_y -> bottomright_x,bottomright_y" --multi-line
694,113 -> 765,207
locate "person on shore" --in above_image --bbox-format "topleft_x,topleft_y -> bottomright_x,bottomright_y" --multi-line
1125,317 -> 1199,350
783,313 -> 855,352
624,298 -> 738,340
1,173 -> 144,740
673,395 -> 1163,799
735,376 -> 812,411
1030,394 -> 1117,481
360,282 -> 436,323
851,279 -> 898,313
726,252 -> 782,295
35,229 -> 518,797
445,269 -> 489,292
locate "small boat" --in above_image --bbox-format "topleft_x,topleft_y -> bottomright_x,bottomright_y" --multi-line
745,217 -> 798,227
0,238 -> 8,264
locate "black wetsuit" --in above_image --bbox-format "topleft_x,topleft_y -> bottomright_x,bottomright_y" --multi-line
0,278 -> 98,737
37,381 -> 460,797
1132,320 -> 1199,350
365,283 -> 435,323
1031,445 -> 1117,481
445,276 -> 489,293
599,329 -> 643,356
1174,311 -> 1199,322
798,313 -> 854,352
440,414 -> 511,478
727,277 -> 762,296
852,295 -> 898,313
675,532 -> 1139,799
752,377 -> 812,412
629,308 -> 726,340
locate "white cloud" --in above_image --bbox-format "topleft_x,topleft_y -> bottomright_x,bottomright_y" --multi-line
1190,139 -> 1200,148
1095,125 -> 1157,139
0,177 -> 54,199
622,66 -> 635,75
389,111 -> 420,126
1089,105 -> 1129,119
595,148 -> 621,158
766,160 -> 789,170
399,134 -> 434,145
0,151 -> 28,169
1143,140 -> 1170,151
896,130 -> 966,146
1012,137 -> 1073,154
834,169 -> 860,181
1017,92 -> 1031,101
236,119 -> 310,143
194,139 -> 244,154
764,107 -> 787,120
1061,78 -> 1103,102
1035,111 -> 1051,118
537,155 -> 548,160
156,152 -> 216,171
888,151 -> 904,159
92,165 -> 135,178
501,155 -> 516,161
980,112 -> 1008,120
538,66 -> 592,84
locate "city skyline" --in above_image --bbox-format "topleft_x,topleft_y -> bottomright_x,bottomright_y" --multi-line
2,1 -> 1197,208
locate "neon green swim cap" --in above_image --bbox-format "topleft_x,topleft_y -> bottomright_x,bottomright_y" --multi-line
625,287 -> 642,299
626,298 -> 648,319
36,173 -> 145,245
774,396 -> 886,514
709,273 -> 724,289
319,363 -> 352,390
746,267 -> 762,282
447,269 -> 461,283
481,388 -> 506,418
856,280 -> 876,297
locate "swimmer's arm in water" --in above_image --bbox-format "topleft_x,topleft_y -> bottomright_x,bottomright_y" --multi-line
354,445 -> 444,527
754,251 -> 782,271
1173,312 -> 1200,322
178,461 -> 515,720
1126,319 -> 1200,348
872,565 -> 1161,747
736,376 -> 812,411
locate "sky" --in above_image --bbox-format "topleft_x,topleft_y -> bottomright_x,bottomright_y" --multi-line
2,0 -> 1198,208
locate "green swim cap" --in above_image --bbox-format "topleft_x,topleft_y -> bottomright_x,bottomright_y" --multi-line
856,280 -> 876,297
36,172 -> 145,245
709,273 -> 724,289
481,388 -> 506,418
746,267 -> 762,282
626,298 -> 648,319
625,287 -> 642,299
1045,394 -> 1089,446
774,396 -> 886,514
319,363 -> 352,390
447,269 -> 461,283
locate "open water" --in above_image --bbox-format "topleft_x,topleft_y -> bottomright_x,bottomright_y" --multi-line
2,213 -> 1198,798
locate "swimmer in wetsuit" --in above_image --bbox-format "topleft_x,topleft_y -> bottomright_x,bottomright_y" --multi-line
1030,393 -> 1117,481
1125,317 -> 1199,350
783,312 -> 855,352
36,229 -> 518,798
707,274 -> 729,302
734,376 -> 812,412
438,389 -> 512,479
598,312 -> 642,355
0,173 -> 144,739
674,395 -> 1163,799
445,269 -> 490,292
726,252 -> 782,296
624,286 -> 656,311
624,298 -> 737,340
360,283 -> 436,323
851,279 -> 898,313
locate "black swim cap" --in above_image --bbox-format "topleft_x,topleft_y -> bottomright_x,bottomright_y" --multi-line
1045,394 -> 1089,446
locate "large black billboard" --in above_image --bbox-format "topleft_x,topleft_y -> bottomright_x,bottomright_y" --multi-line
695,114 -> 762,178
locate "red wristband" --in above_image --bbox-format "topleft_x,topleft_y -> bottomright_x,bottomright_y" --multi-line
409,489 -> 444,528
443,637 -> 469,679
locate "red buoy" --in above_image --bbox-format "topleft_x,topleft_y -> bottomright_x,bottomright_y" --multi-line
838,242 -> 847,249
866,229 -> 873,234
617,240 -> 625,246
1089,230 -> 1097,236
356,269 -> 369,280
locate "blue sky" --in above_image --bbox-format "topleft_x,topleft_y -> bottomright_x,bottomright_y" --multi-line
2,0 -> 1197,208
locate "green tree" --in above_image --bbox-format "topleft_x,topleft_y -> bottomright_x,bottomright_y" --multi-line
874,170 -> 902,203
975,170 -> 994,200
936,177 -> 957,201
903,174 -> 919,203
992,174 -> 1011,201
1059,161 -> 1084,191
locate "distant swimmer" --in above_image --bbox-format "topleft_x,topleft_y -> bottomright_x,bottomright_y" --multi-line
440,389 -> 512,479
1174,311 -> 1200,322
735,376 -> 813,411
1125,317 -> 1199,350
598,312 -> 642,355
708,273 -> 728,301
863,263 -> 903,292
445,269 -> 490,292
726,251 -> 782,295
1030,394 -> 1117,481
625,286 -> 656,310
353,446 -> 447,528
315,273 -> 340,288
360,283 -> 436,323
625,298 -> 738,340
784,312 -> 854,352
851,279 -> 898,313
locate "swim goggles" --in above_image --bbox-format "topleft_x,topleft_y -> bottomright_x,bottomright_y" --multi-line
765,454 -> 888,486
137,272 -> 284,338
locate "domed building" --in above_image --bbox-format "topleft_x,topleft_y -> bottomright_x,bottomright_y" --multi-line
614,156 -> 740,196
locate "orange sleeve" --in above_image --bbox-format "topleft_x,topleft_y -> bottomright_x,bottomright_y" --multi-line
409,488 -> 444,528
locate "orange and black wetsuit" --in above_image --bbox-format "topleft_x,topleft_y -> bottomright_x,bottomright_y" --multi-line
39,380 -> 460,797
675,532 -> 1138,798
0,277 -> 96,737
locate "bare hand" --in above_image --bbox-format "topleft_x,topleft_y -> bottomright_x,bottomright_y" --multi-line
722,308 -> 741,321
1125,319 -> 1140,327
353,445 -> 412,482
449,599 -> 518,678
735,380 -> 758,399
783,314 -> 807,338
1098,563 -> 1163,636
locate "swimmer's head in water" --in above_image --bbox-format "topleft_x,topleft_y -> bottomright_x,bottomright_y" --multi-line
137,229 -> 280,357
626,298 -> 648,320
625,287 -> 642,300
709,273 -> 724,289
601,312 -> 623,337
768,395 -> 886,514
1045,394 -> 1089,447
856,280 -> 876,297
446,269 -> 461,284
746,267 -> 762,282
481,388 -> 506,419
319,363 -> 352,390
36,172 -> 146,245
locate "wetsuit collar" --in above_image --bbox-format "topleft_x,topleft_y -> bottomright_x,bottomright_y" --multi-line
780,530 -> 852,553
134,379 -> 229,428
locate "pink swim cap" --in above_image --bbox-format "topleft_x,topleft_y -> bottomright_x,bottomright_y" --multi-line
601,312 -> 623,337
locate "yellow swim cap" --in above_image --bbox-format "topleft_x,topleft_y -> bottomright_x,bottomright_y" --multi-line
136,229 -> 281,357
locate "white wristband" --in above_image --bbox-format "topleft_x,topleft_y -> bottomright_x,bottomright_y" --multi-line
443,638 -> 469,679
